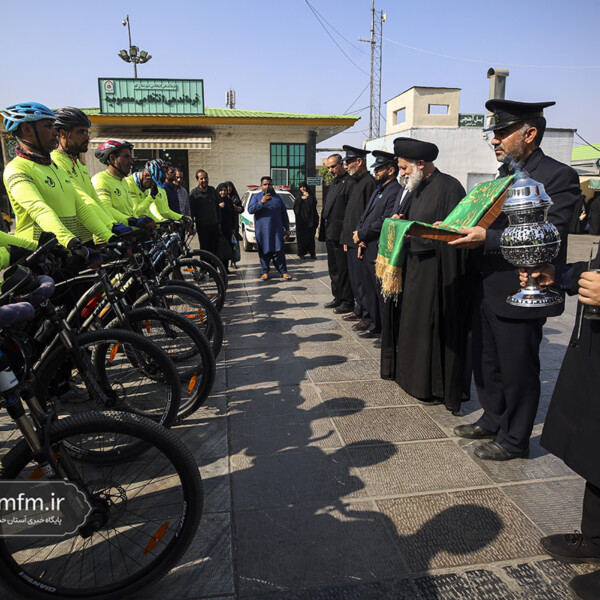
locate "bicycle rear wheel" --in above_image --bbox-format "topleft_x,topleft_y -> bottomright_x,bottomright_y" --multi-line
135,284 -> 223,357
35,329 -> 181,427
0,411 -> 202,600
160,258 -> 226,312
107,307 -> 216,421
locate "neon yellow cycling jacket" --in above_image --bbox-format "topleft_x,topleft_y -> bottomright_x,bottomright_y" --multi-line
51,150 -> 117,232
3,157 -> 113,248
92,170 -> 135,224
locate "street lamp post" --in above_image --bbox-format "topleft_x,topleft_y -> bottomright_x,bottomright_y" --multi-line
118,15 -> 152,78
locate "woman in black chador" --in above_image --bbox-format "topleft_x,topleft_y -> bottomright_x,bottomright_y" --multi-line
293,181 -> 319,258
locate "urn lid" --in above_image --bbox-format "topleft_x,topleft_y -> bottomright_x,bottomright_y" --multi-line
503,176 -> 552,211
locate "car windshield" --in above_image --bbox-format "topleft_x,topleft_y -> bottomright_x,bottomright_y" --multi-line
279,193 -> 295,209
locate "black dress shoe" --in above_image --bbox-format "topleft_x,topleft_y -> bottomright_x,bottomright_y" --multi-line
351,320 -> 372,331
324,300 -> 341,309
358,330 -> 381,339
570,570 -> 600,599
333,303 -> 354,314
453,423 -> 496,439
342,313 -> 362,321
474,441 -> 529,461
416,397 -> 442,406
541,533 -> 600,564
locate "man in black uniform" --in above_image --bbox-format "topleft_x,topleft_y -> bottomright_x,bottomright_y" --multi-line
451,100 -> 580,460
319,153 -> 355,313
353,150 -> 400,338
519,251 -> 600,600
339,146 -> 376,328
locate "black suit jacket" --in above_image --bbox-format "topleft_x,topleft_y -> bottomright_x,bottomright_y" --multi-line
481,148 -> 581,319
339,171 -> 376,248
319,172 -> 355,243
356,179 -> 402,263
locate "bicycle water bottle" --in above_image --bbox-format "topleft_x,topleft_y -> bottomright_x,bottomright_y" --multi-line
0,348 -> 18,393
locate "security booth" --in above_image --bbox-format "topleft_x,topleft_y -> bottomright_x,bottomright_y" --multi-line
84,78 -> 358,194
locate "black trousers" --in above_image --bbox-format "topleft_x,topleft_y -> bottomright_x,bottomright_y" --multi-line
363,258 -> 383,333
196,223 -> 219,256
347,247 -> 368,318
473,299 -> 544,453
326,240 -> 353,305
583,482 -> 600,547
296,225 -> 316,257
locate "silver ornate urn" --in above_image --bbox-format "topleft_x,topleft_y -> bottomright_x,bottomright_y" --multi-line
500,176 -> 562,307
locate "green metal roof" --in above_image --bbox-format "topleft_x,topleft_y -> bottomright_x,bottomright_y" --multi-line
572,144 -> 600,162
82,107 -> 357,120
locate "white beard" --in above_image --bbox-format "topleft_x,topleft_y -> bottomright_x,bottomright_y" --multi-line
405,167 -> 423,192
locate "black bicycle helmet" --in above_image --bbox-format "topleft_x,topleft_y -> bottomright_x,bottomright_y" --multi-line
95,139 -> 134,165
53,106 -> 91,131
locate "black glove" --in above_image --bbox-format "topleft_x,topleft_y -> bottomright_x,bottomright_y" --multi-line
8,245 -> 33,264
67,238 -> 90,261
38,231 -> 58,246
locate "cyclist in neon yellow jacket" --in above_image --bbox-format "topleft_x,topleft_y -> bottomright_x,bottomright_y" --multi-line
91,139 -> 137,223
50,107 -> 133,239
126,159 -> 183,222
1,102 -> 113,258
0,230 -> 37,270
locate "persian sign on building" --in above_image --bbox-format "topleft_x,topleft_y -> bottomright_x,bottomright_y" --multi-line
458,114 -> 485,128
98,78 -> 205,115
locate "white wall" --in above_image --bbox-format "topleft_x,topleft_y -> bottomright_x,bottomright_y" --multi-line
84,124 -> 310,193
188,125 -> 307,192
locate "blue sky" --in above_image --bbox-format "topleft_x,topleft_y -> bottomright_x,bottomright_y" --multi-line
3,0 -> 599,153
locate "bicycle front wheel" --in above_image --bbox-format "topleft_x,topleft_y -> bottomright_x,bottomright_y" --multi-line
0,411 -> 202,600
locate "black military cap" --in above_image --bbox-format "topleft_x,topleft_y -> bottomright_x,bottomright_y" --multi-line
342,145 -> 370,163
393,137 -> 439,162
370,150 -> 396,170
484,99 -> 555,131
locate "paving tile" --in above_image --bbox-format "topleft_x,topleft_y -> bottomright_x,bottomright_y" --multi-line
175,416 -> 228,460
308,359 -> 381,382
229,412 -> 342,456
227,384 -> 325,417
348,441 -> 493,497
377,488 -> 544,571
456,437 -> 576,483
295,343 -> 372,361
225,346 -> 297,366
333,406 -> 446,444
242,578 -> 418,599
230,446 -> 368,509
227,359 -> 308,389
501,478 -> 585,535
235,502 -> 407,595
317,380 -> 416,409
200,455 -> 231,514
413,572 -> 513,599
152,512 -> 234,598
502,562 -> 572,599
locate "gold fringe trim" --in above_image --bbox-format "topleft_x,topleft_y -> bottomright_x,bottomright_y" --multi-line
375,255 -> 403,301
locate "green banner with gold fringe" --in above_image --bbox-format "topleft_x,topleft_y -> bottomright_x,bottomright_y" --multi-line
376,175 -> 516,299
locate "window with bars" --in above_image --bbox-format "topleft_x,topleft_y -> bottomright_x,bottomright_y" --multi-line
270,143 -> 306,191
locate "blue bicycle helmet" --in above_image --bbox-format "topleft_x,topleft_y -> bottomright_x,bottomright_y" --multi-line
1,102 -> 56,133
145,159 -> 168,188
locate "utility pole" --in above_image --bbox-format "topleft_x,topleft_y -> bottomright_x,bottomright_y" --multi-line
359,1 -> 385,140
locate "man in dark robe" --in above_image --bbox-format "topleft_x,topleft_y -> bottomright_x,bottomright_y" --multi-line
339,145 -> 376,329
353,150 -> 400,338
248,176 -> 291,280
518,249 -> 600,600
382,138 -> 468,413
451,100 -> 580,460
319,154 -> 355,313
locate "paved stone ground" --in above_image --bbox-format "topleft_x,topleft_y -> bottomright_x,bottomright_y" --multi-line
0,234 -> 598,599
